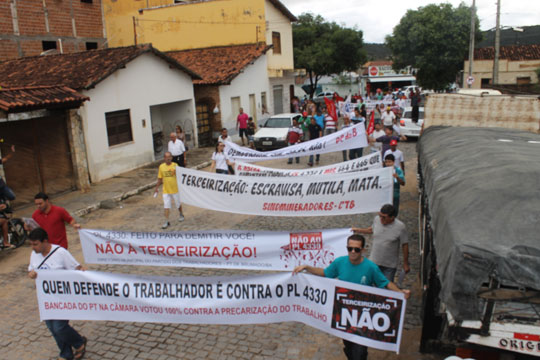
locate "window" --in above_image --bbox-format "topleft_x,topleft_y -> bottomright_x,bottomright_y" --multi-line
105,110 -> 133,146
481,78 -> 492,88
272,32 -> 281,54
85,42 -> 98,50
42,41 -> 57,51
517,77 -> 531,85
81,0 -> 93,3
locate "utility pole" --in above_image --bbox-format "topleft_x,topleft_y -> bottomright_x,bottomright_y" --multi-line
492,0 -> 501,86
467,0 -> 476,88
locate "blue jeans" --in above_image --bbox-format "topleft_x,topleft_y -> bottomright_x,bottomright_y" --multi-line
378,265 -> 397,282
308,154 -> 320,164
45,319 -> 85,359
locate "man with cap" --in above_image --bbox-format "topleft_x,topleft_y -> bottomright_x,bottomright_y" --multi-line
383,139 -> 405,174
381,106 -> 396,127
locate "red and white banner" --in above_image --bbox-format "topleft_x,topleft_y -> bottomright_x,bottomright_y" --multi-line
224,122 -> 367,162
177,166 -> 393,216
234,152 -> 382,178
35,270 -> 406,353
79,228 -> 350,270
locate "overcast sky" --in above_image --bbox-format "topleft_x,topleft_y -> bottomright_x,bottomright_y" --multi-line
280,0 -> 540,43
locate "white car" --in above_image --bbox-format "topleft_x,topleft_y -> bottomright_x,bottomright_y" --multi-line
253,113 -> 302,151
313,91 -> 337,104
399,106 -> 424,137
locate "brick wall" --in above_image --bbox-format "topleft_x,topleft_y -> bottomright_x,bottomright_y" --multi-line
0,2 -> 13,34
0,0 -> 105,60
0,39 -> 18,61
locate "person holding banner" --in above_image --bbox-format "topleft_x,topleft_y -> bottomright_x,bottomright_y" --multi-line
307,117 -> 323,166
211,142 -> 234,174
28,228 -> 87,360
341,116 -> 353,161
154,152 -> 185,228
293,234 -> 410,360
349,108 -> 366,159
286,119 -> 303,164
352,204 -> 410,283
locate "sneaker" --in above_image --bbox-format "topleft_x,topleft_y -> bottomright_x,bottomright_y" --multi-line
179,215 -> 185,222
307,163 -> 313,167
161,221 -> 169,229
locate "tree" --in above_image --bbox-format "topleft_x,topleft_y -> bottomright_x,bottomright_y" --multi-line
386,3 -> 482,90
293,13 -> 367,98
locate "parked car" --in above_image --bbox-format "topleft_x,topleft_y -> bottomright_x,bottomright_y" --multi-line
399,106 -> 424,137
313,91 -> 337,104
253,113 -> 301,151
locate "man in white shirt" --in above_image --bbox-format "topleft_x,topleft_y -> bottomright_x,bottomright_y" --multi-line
218,128 -> 233,143
369,122 -> 386,153
167,132 -> 186,167
28,228 -> 87,360
384,139 -> 405,174
381,106 -> 396,127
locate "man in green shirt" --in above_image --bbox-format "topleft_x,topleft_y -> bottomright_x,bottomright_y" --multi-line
294,234 -> 409,360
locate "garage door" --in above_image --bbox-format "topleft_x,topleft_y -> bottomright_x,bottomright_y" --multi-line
0,114 -> 75,206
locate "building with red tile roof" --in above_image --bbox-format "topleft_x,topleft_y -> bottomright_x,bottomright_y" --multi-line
464,44 -> 540,88
0,44 -> 200,203
168,43 -> 273,145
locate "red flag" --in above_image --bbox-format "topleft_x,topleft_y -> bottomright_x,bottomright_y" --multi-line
367,110 -> 375,135
324,97 -> 338,121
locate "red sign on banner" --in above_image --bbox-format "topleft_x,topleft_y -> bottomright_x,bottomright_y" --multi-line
290,232 -> 323,251
369,66 -> 378,76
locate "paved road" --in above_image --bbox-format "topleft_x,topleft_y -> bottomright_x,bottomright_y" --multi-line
0,140 -> 444,359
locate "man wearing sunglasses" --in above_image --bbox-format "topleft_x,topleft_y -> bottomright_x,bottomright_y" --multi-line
293,234 -> 409,360
352,204 -> 409,283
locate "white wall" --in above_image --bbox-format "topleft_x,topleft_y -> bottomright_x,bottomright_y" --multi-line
218,55 -> 271,134
81,53 -> 196,182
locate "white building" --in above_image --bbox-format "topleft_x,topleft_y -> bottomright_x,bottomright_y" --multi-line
0,44 -> 200,185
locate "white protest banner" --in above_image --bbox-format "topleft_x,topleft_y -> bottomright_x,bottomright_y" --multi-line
79,228 -> 350,270
36,270 -> 406,353
234,152 -> 382,178
177,166 -> 393,216
224,122 -> 367,162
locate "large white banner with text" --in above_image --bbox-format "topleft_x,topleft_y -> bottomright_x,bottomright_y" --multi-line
177,166 -> 393,216
79,228 -> 350,270
225,123 -> 367,162
234,152 -> 382,178
36,270 -> 406,353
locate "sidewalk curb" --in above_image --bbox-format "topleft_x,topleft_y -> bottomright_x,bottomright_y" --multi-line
73,160 -> 212,218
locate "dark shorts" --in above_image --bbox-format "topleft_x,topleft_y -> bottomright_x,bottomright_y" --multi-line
216,169 -> 228,174
173,155 -> 185,167
239,128 -> 248,138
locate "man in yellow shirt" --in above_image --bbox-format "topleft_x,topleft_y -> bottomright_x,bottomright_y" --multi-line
154,152 -> 184,229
